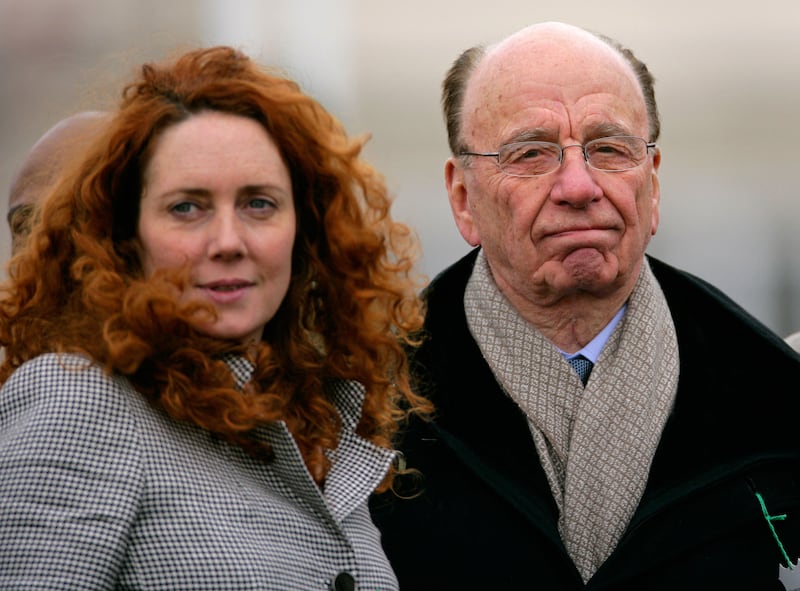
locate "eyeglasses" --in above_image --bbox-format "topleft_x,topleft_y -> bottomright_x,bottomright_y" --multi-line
459,136 -> 657,177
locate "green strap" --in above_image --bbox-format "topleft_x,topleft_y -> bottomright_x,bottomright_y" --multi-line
755,491 -> 793,569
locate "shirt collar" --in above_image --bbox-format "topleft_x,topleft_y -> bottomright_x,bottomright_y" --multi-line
560,303 -> 627,364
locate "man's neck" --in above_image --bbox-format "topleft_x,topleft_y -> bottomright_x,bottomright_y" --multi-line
493,280 -> 633,354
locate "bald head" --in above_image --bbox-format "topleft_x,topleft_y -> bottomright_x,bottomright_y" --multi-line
480,23 -> 635,91
488,22 -> 618,65
8,111 -> 109,253
442,22 -> 659,154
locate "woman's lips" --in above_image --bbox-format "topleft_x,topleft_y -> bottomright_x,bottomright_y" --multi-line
197,279 -> 254,303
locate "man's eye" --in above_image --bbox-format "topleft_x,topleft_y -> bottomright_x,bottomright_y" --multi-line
504,149 -> 538,164
519,149 -> 542,160
504,143 -> 557,163
9,206 -> 34,236
594,144 -> 624,154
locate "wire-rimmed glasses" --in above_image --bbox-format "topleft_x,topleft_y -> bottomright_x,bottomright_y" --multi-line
459,136 -> 657,177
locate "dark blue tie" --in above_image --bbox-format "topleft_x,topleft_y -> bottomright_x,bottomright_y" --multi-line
568,355 -> 593,386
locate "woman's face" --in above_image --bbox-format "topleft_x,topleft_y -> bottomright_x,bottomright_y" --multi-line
137,110 -> 296,344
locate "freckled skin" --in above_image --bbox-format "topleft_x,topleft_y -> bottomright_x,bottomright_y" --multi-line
445,23 -> 661,351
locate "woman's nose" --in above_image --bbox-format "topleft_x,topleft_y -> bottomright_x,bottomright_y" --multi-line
207,210 -> 247,260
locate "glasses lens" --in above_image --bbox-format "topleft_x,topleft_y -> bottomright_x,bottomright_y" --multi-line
498,142 -> 561,176
585,137 -> 647,171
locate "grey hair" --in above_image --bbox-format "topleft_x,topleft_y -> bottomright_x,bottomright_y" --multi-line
441,44 -> 486,155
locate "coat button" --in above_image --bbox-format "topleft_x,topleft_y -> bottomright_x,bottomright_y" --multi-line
331,571 -> 356,591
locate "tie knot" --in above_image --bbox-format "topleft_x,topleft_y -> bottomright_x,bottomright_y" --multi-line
567,355 -> 594,386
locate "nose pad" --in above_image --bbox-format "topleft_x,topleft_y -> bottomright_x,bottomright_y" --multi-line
559,144 -> 590,169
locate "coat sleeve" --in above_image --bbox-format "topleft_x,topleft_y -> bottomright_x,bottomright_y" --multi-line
0,353 -> 143,589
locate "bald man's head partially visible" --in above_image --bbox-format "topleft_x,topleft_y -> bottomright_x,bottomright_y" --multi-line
8,111 -> 109,253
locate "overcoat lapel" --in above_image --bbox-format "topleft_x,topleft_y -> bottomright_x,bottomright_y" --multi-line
414,249 -> 571,559
590,256 -> 800,584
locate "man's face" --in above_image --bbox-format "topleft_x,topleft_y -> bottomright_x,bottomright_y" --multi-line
7,195 -> 36,255
446,26 -> 660,310
7,112 -> 108,255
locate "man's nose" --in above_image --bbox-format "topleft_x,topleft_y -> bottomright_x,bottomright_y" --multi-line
549,145 -> 602,206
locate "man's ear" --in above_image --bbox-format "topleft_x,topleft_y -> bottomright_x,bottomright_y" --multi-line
445,157 -> 480,246
649,146 -> 661,236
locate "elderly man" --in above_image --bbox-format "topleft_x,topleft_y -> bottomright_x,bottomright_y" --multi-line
371,22 -> 800,590
8,111 -> 108,253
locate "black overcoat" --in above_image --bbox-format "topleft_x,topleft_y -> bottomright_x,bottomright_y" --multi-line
371,249 -> 800,590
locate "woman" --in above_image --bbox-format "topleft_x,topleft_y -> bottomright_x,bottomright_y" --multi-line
0,46 -> 429,590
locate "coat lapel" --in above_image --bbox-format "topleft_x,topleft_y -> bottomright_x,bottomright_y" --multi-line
588,256 -> 800,585
246,380 -> 394,526
414,249 -> 569,557
323,381 -> 396,524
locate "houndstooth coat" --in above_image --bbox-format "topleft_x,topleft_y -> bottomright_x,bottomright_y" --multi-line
0,352 -> 398,590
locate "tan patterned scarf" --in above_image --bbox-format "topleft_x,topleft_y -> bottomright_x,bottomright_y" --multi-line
465,251 -> 679,582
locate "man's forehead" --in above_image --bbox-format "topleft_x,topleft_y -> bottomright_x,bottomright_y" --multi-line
484,22 -> 620,68
462,27 -> 645,140
474,25 -> 636,97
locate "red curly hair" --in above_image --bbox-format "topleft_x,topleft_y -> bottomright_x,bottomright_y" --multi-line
0,46 -> 431,490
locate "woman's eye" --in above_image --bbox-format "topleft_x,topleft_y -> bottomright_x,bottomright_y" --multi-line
247,197 -> 277,213
170,201 -> 198,214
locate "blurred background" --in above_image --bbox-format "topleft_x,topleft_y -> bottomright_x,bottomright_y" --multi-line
1,0 -> 799,336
